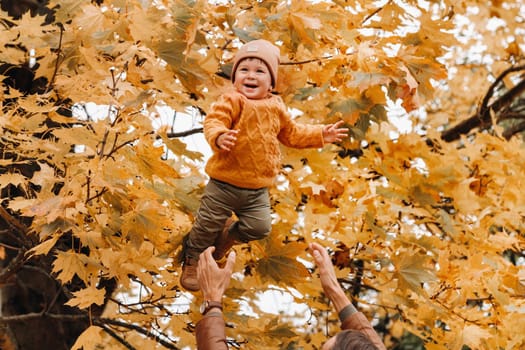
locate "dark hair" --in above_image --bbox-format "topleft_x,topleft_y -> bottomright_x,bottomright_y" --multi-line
332,330 -> 379,350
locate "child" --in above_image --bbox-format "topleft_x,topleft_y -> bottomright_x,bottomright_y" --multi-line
181,39 -> 348,291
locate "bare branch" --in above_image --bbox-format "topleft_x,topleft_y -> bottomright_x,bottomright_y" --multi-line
502,120 -> 525,140
497,112 -> 525,122
98,323 -> 137,350
362,0 -> 394,25
45,23 -> 64,94
0,312 -> 46,323
479,64 -> 525,115
0,312 -> 181,350
86,187 -> 108,204
488,75 -> 525,116
98,318 -> 180,350
441,64 -> 525,141
0,250 -> 26,284
0,240 -> 22,252
166,127 -> 203,138
0,206 -> 29,238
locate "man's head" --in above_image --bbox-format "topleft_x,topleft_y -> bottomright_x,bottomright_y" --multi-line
322,330 -> 379,350
231,39 -> 280,88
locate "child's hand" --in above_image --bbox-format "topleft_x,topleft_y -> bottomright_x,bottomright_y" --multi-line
216,130 -> 239,151
322,120 -> 348,144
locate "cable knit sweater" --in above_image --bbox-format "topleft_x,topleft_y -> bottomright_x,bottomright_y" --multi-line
204,90 -> 325,189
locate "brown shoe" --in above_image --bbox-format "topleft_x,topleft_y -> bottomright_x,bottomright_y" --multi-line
180,258 -> 199,291
213,216 -> 238,260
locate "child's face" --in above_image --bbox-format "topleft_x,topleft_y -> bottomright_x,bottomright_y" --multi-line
233,58 -> 272,99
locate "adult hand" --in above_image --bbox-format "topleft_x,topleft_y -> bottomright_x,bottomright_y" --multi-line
310,243 -> 386,350
322,120 -> 348,143
216,129 -> 239,151
197,247 -> 236,301
309,242 -> 350,313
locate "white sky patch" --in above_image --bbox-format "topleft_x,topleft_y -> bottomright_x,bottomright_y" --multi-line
157,105 -> 211,158
387,98 -> 413,138
255,287 -> 310,324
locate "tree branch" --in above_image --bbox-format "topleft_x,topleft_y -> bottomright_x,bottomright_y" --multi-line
362,0 -> 394,25
0,250 -> 26,284
0,311 -> 47,322
98,318 -> 180,350
97,323 -> 137,350
497,111 -> 525,122
0,312 -> 181,350
44,23 -> 64,94
441,64 -> 525,142
502,120 -> 525,140
0,205 -> 29,238
479,64 -> 525,115
166,127 -> 203,138
0,240 -> 22,252
86,186 -> 108,204
337,277 -> 380,294
489,75 -> 525,117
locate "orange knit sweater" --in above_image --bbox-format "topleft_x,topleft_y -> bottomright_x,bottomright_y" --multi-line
204,90 -> 325,189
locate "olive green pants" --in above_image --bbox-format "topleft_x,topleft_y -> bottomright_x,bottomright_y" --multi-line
184,178 -> 272,260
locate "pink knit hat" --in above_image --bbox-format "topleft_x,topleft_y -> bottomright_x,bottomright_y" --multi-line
231,39 -> 280,87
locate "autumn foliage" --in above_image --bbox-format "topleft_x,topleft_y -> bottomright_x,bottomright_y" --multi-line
0,0 -> 524,349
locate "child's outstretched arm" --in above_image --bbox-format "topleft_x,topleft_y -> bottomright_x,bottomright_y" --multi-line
322,120 -> 348,143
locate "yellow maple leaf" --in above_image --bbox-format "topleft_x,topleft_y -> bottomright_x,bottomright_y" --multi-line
300,180 -> 326,195
65,285 -> 106,309
450,178 -> 482,212
49,0 -> 86,22
458,324 -> 493,350
121,199 -> 173,249
0,173 -> 27,188
29,162 -> 57,190
253,233 -> 309,285
26,234 -> 61,257
10,12 -> 49,48
52,250 -> 101,284
327,98 -> 364,126
23,195 -> 77,225
399,53 -> 447,99
160,132 -> 204,161
256,255 -> 310,284
17,94 -> 57,113
75,229 -> 108,249
239,316 -> 299,348
392,252 -> 438,294
71,326 -> 104,350
74,3 -> 106,38
355,40 -> 386,72
288,12 -> 321,44
130,141 -> 181,182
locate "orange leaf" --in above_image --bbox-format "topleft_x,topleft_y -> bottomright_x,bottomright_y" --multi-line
65,285 -> 106,309
71,326 -> 104,350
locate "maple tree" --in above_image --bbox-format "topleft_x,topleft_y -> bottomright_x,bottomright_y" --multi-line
0,0 -> 524,349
